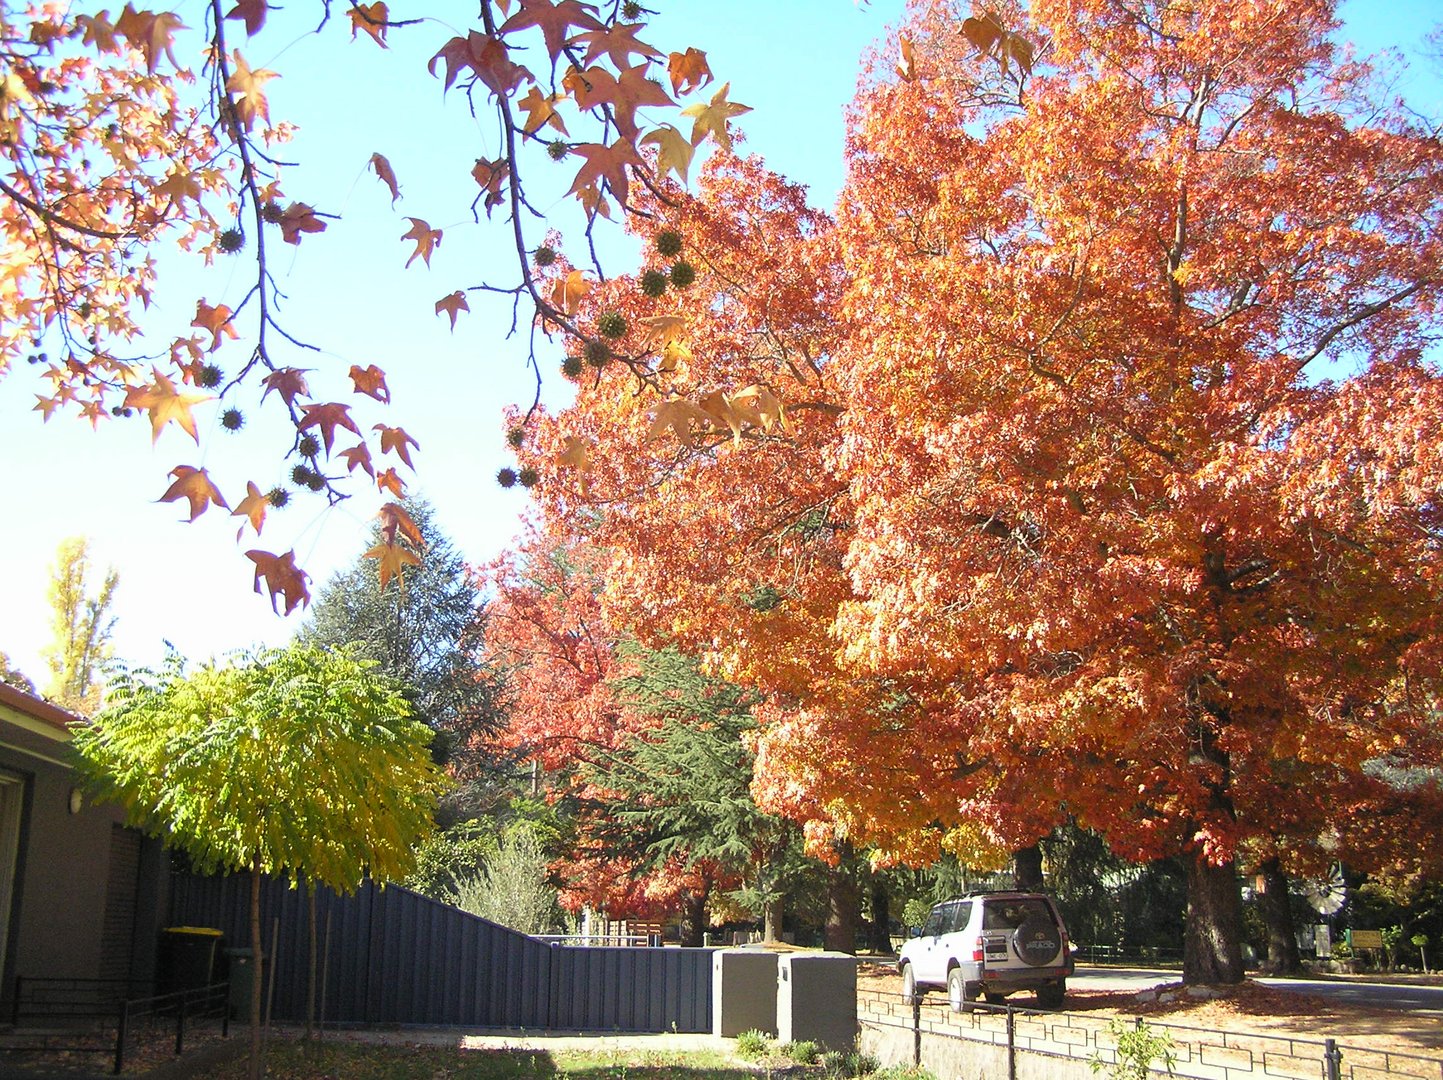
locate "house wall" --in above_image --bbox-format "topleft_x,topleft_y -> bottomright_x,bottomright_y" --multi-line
0,685 -> 168,995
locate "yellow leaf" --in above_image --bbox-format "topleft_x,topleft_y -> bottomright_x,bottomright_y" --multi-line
680,82 -> 751,152
640,124 -> 694,186
225,50 -> 278,131
124,368 -> 210,444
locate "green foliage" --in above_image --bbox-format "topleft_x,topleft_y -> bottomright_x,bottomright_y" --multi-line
72,642 -> 448,891
902,898 -> 932,930
584,644 -> 808,922
302,498 -> 503,778
1091,1019 -> 1176,1080
783,1041 -> 820,1065
406,822 -> 498,899
870,1067 -> 938,1080
445,828 -> 562,934
734,1030 -> 772,1061
42,536 -> 119,713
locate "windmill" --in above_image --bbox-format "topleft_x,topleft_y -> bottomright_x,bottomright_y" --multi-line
1302,865 -> 1347,915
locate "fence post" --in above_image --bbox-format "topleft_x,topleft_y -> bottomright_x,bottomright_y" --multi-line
1007,1004 -> 1017,1080
175,988 -> 187,1056
1325,1038 -> 1343,1080
113,999 -> 129,1075
912,994 -> 921,1067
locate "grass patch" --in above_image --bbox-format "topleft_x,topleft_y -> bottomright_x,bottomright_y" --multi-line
210,1040 -> 761,1079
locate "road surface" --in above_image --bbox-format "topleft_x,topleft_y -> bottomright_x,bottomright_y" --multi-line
1071,965 -> 1443,1016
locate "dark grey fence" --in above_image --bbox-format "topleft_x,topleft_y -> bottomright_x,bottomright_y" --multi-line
168,873 -> 713,1032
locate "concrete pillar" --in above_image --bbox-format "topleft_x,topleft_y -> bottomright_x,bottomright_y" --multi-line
776,952 -> 857,1052
712,949 -> 778,1037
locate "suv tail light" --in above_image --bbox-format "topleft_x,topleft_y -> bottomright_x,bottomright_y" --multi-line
972,944 -> 985,963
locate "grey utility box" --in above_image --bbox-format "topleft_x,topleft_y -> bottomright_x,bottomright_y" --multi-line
776,951 -> 857,1051
713,949 -> 778,1037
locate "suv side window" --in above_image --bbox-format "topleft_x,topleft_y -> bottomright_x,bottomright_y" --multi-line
948,900 -> 972,934
922,905 -> 948,937
982,898 -> 1052,930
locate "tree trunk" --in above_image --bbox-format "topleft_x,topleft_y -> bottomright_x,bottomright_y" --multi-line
248,867 -> 264,1080
679,889 -> 708,947
1014,845 -> 1045,891
305,884 -> 317,1040
1258,857 -> 1302,975
1183,852 -> 1245,984
868,879 -> 893,954
824,866 -> 860,954
763,895 -> 783,944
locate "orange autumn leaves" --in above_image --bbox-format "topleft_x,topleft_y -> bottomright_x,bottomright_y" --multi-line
516,0 -> 1443,881
7,0 -> 746,615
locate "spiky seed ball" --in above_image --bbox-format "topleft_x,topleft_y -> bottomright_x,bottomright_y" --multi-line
561,355 -> 585,380
298,434 -> 322,459
640,269 -> 669,298
260,200 -> 285,224
218,228 -> 245,253
507,426 -> 527,449
110,405 -> 124,417
496,467 -> 518,489
669,261 -> 697,289
518,467 -> 540,488
305,471 -> 326,492
196,363 -> 223,388
534,245 -> 557,267
585,340 -> 611,368
654,230 -> 684,258
547,139 -> 570,161
76,301 -> 92,319
597,311 -> 628,340
622,1 -> 642,19
221,407 -> 245,431
290,464 -> 314,487
267,487 -> 290,508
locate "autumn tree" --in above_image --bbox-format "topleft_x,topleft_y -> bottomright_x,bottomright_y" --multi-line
0,0 -> 747,609
520,0 -> 1443,985
42,536 -> 119,712
73,643 -> 446,1077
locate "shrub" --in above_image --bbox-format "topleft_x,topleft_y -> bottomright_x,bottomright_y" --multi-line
735,1029 -> 772,1061
784,1040 -> 820,1064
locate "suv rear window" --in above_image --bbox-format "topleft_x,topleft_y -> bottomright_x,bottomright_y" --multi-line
982,898 -> 1052,930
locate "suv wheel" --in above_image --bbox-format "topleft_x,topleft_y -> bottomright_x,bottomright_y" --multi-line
946,967 -> 975,1013
1035,980 -> 1065,1008
900,963 -> 917,1006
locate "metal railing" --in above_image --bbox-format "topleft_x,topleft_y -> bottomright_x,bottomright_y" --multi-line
3,976 -> 229,1075
858,987 -> 1443,1080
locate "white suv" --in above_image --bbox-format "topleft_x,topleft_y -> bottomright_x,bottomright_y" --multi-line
897,891 -> 1072,1009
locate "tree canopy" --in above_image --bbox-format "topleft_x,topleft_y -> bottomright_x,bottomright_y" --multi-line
516,0 -> 1443,982
72,642 -> 447,890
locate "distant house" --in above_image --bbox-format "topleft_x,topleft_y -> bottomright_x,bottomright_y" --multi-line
0,682 -> 168,1001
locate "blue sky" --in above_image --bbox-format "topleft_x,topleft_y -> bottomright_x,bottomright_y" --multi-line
0,0 -> 1436,688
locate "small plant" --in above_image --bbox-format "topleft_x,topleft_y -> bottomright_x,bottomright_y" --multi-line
1411,931 -> 1429,973
784,1040 -> 820,1065
735,1029 -> 773,1061
1092,1018 -> 1175,1080
871,1066 -> 938,1080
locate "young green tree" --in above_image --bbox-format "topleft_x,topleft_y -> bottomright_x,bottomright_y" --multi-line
41,537 -> 118,713
72,643 -> 447,1080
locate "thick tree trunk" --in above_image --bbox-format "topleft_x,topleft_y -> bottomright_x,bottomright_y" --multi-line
305,885 -> 317,1040
824,866 -> 860,954
1258,857 -> 1302,975
248,868 -> 263,1080
763,895 -> 783,944
679,889 -> 708,947
868,880 -> 893,954
1183,852 -> 1245,984
1014,845 -> 1045,891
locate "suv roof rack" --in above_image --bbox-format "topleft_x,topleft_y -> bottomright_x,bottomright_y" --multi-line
960,889 -> 1043,897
